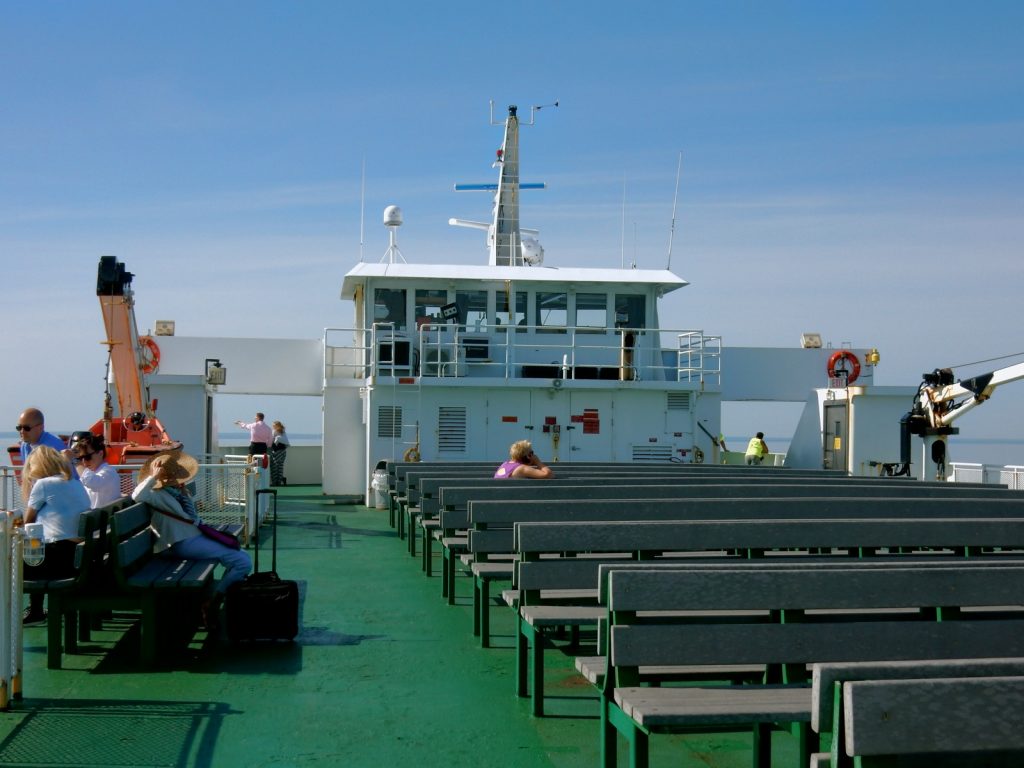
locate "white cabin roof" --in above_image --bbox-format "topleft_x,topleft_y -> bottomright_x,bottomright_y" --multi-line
340,262 -> 688,300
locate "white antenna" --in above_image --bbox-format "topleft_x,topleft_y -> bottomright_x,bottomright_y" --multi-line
666,151 -> 682,270
631,221 -> 637,269
381,205 -> 407,263
359,157 -> 366,263
620,174 -> 626,269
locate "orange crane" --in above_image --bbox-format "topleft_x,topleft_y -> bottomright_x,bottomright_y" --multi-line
93,256 -> 181,465
8,257 -> 181,467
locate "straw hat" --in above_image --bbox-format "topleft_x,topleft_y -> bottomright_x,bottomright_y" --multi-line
140,450 -> 199,488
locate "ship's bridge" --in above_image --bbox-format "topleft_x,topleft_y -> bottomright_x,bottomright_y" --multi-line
332,262 -> 721,386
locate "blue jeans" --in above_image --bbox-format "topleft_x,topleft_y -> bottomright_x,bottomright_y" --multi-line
169,534 -> 252,594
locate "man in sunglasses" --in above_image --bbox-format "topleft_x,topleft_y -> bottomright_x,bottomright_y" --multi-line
16,408 -> 67,463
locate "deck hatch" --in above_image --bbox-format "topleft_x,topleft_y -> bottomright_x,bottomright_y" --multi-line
377,406 -> 402,439
437,406 -> 467,454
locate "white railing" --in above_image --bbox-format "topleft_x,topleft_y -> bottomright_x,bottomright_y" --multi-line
1,460 -> 269,545
323,324 -> 724,386
0,516 -> 22,710
949,462 -> 1024,489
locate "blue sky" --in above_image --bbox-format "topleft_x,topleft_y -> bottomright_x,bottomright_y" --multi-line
3,2 -> 1023,460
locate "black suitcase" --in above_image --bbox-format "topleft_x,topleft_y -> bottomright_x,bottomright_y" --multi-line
225,488 -> 299,642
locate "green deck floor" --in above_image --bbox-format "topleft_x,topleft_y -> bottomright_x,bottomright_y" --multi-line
0,488 -> 800,767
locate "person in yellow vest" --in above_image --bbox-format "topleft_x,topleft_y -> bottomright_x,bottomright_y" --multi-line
744,432 -> 769,466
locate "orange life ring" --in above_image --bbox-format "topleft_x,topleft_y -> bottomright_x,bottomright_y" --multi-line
827,350 -> 861,384
139,336 -> 161,374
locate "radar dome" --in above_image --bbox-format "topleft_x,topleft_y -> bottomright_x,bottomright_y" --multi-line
521,236 -> 544,266
383,205 -> 403,227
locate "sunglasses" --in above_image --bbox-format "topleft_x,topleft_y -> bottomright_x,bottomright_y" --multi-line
74,452 -> 96,463
15,424 -> 39,432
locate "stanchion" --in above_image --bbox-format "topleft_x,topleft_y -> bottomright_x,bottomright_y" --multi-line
0,516 -> 24,709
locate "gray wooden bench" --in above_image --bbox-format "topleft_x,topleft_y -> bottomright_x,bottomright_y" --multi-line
423,474 -> 989,577
811,658 -> 1024,768
460,492 -> 1024,648
55,501 -> 218,667
599,563 -> 1024,768
841,675 -> 1024,767
514,514 -> 1024,717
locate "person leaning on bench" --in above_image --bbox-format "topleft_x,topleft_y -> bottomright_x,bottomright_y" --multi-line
132,450 -> 252,629
494,440 -> 554,479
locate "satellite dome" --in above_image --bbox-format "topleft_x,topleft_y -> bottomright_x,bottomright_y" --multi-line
521,236 -> 544,266
383,205 -> 403,227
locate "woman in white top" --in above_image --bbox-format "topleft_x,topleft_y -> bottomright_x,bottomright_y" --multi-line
73,433 -> 123,508
19,445 -> 91,624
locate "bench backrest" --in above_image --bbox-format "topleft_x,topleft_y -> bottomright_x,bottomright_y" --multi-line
512,514 -> 1024,599
109,502 -> 156,583
462,495 -> 1024,557
812,658 -> 1024,736
430,478 -> 952,520
843,675 -> 1024,764
605,565 -> 1024,683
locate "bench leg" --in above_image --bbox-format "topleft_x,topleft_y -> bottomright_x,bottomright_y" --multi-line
422,529 -> 432,575
600,696 -> 618,768
472,578 -> 481,637
752,723 -> 771,768
479,578 -> 492,648
531,626 -> 545,716
408,513 -> 417,557
140,594 -> 159,667
628,727 -> 648,768
46,597 -> 64,670
441,547 -> 450,599
516,613 -> 529,697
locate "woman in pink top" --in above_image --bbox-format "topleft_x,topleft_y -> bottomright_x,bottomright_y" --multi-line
493,440 -> 554,479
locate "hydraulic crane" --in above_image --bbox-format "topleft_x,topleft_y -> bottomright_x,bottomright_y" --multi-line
900,361 -> 1024,479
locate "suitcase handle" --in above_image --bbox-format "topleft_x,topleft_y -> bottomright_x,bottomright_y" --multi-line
251,489 -> 276,573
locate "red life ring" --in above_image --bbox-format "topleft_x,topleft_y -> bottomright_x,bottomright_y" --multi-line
827,350 -> 861,384
139,336 -> 161,374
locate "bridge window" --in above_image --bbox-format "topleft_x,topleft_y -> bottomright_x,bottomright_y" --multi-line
415,289 -> 448,329
497,290 -> 528,332
576,293 -> 608,331
615,294 -> 646,330
455,289 -> 488,332
536,292 -> 567,333
373,288 -> 407,330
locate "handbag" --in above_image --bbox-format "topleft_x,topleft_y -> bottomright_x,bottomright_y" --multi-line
197,522 -> 241,550
154,507 -> 241,550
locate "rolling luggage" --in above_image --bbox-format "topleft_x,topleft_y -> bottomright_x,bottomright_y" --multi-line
225,488 -> 299,642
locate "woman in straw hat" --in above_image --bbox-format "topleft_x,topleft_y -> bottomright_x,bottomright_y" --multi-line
132,450 -> 252,627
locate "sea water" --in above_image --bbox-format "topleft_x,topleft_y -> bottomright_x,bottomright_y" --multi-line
4,433 -> 1022,469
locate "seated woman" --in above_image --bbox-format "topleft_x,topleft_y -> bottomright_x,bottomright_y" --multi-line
18,445 -> 91,625
132,450 -> 252,627
73,433 -> 123,508
494,439 -> 554,479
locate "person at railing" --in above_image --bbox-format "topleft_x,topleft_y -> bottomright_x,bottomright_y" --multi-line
235,413 -> 272,460
744,432 -> 770,466
72,433 -> 122,508
15,407 -> 66,462
494,440 -> 554,479
270,421 -> 290,486
132,450 -> 252,629
16,445 -> 91,626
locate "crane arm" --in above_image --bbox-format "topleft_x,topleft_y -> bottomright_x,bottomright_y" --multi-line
924,362 -> 1024,427
96,256 -> 148,418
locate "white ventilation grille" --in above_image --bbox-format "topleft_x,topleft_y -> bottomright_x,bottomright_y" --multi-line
631,444 -> 675,463
438,406 -> 467,454
667,392 -> 691,411
377,406 -> 402,439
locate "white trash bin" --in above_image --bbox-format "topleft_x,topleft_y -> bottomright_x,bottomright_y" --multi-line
371,468 -> 388,509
